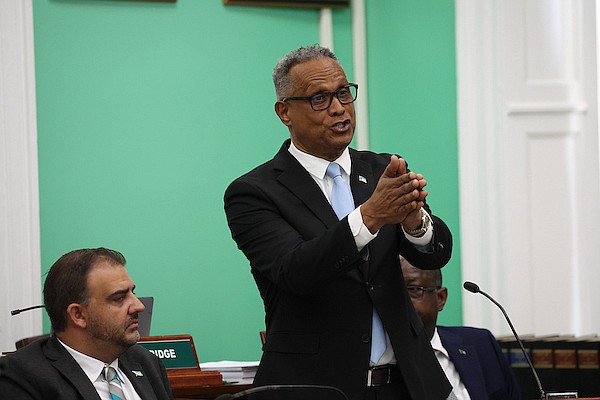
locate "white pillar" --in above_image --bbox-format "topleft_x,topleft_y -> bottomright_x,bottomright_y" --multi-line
351,0 -> 369,150
0,0 -> 42,352
457,0 -> 600,336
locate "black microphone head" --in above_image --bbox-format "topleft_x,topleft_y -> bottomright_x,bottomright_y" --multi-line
463,281 -> 480,293
10,304 -> 45,316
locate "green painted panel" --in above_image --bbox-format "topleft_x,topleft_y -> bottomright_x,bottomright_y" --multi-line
32,0 -> 460,362
365,0 -> 461,326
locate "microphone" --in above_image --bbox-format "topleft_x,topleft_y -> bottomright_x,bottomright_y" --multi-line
463,281 -> 546,399
10,304 -> 45,316
214,384 -> 349,400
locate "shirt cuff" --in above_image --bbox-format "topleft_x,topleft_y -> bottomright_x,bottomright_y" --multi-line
349,206 -> 378,252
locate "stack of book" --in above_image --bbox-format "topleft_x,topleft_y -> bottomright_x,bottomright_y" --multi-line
200,360 -> 259,384
496,334 -> 600,398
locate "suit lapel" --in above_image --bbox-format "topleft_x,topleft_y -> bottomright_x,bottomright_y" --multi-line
120,354 -> 159,400
274,142 -> 372,284
439,328 -> 487,399
273,142 -> 377,227
274,142 -> 339,227
44,336 -> 102,400
349,152 -> 377,279
349,155 -> 376,208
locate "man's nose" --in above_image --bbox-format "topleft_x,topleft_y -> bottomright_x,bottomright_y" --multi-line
131,296 -> 145,313
328,94 -> 346,114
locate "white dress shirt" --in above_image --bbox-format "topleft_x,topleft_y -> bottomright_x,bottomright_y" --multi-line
431,328 -> 472,400
58,338 -> 142,400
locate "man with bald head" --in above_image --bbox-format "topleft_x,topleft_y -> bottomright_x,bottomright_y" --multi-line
401,256 -> 521,400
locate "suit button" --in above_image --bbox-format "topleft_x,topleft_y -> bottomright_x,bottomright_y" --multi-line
361,334 -> 370,343
366,282 -> 374,291
437,243 -> 444,251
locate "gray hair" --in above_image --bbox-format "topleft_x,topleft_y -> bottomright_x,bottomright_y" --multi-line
272,45 -> 340,100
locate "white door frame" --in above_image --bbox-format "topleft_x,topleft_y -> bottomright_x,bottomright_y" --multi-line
0,0 -> 42,351
456,0 -> 600,336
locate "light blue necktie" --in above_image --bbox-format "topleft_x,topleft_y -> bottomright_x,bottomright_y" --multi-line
326,162 -> 355,219
104,365 -> 126,400
325,162 -> 386,364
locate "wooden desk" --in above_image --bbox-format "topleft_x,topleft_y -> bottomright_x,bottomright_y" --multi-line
174,382 -> 252,399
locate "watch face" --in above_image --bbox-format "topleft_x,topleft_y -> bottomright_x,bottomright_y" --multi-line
422,213 -> 431,229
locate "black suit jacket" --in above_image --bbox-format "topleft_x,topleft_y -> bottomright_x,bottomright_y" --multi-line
438,326 -> 521,400
0,335 -> 173,400
224,140 -> 453,400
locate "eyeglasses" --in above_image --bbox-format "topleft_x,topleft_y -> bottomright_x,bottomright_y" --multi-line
406,285 -> 441,300
282,83 -> 358,111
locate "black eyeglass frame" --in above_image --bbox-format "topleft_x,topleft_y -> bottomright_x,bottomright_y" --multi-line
406,285 -> 441,299
282,83 -> 359,111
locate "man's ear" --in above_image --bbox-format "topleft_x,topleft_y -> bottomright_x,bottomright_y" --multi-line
274,101 -> 292,127
66,303 -> 87,329
437,287 -> 448,312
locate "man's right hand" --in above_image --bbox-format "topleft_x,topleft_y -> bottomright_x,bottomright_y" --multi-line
360,155 -> 427,233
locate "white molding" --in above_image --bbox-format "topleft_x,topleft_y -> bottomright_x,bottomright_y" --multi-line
319,8 -> 334,51
457,0 -> 600,336
456,0 -> 508,334
0,0 -> 42,352
351,0 -> 369,150
506,102 -> 588,114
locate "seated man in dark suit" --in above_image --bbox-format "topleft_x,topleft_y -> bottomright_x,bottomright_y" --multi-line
0,248 -> 173,400
400,256 -> 521,400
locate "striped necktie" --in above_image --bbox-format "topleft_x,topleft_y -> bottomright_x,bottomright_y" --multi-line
325,162 -> 387,364
104,365 -> 126,400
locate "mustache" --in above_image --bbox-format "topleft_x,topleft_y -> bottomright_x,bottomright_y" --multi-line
126,313 -> 139,327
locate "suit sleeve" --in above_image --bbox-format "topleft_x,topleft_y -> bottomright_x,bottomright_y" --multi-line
397,213 -> 453,270
0,356 -> 52,400
486,331 -> 522,400
225,177 -> 365,297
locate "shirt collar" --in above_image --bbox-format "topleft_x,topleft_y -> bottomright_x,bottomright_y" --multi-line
57,337 -> 119,382
430,327 -> 450,358
288,141 -> 352,180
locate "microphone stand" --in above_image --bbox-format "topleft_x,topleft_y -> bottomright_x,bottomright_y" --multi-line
464,282 -> 545,399
477,288 -> 545,399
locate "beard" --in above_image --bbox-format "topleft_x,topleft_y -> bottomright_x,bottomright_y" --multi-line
87,313 -> 140,349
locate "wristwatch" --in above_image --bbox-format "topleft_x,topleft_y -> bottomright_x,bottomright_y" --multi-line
404,211 -> 430,238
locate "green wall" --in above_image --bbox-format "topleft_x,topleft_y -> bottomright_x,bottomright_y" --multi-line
33,0 -> 459,362
366,1 -> 461,327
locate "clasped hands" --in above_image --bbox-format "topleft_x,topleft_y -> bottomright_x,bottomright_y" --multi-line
361,155 -> 427,234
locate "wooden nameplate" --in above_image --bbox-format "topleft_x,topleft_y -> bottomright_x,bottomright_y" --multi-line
138,334 -> 223,393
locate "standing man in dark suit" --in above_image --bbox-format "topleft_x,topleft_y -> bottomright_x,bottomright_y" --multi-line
0,248 -> 173,400
224,45 -> 454,400
401,256 -> 521,400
